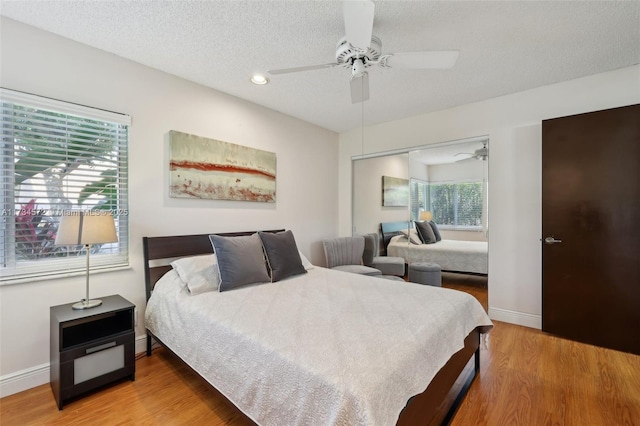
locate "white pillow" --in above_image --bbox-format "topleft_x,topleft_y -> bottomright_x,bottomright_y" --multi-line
298,250 -> 314,270
171,254 -> 221,294
400,229 -> 422,245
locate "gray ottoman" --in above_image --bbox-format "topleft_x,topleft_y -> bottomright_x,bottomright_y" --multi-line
408,262 -> 442,286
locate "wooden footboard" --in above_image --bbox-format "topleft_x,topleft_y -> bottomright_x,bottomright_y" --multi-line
397,328 -> 481,425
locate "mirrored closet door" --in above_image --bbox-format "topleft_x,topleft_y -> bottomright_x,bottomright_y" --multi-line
352,137 -> 489,271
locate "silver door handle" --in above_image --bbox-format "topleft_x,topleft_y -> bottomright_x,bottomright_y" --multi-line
544,237 -> 562,244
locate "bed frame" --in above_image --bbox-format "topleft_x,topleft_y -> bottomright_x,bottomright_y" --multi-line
381,221 -> 411,255
143,230 -> 483,425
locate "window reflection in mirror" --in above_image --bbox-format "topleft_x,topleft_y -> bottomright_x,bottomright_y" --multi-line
352,137 -> 488,243
409,140 -> 489,242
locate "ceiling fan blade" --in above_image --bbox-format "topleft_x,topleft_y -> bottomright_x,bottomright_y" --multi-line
268,63 -> 339,75
350,72 -> 369,103
343,0 -> 374,49
384,51 -> 459,69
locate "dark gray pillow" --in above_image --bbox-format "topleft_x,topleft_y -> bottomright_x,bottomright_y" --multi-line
209,233 -> 270,292
258,230 -> 307,282
429,221 -> 442,242
415,221 -> 437,244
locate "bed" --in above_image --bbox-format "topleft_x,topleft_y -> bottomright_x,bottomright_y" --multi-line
143,230 -> 493,425
382,222 -> 488,275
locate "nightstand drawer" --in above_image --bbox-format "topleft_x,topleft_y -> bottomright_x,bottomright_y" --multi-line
75,343 -> 124,384
60,331 -> 133,363
58,332 -> 135,401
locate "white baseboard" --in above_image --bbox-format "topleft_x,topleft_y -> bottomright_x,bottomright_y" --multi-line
0,335 -> 148,398
0,362 -> 50,399
488,307 -> 542,329
134,334 -> 148,356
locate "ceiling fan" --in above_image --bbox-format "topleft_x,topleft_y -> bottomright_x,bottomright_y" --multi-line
455,142 -> 489,162
267,0 -> 459,104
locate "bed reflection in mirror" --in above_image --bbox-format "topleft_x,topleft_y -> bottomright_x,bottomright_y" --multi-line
351,137 -> 489,272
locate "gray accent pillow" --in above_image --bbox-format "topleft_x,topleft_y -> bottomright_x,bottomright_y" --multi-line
258,230 -> 307,282
209,233 -> 270,292
415,221 -> 437,244
429,221 -> 442,242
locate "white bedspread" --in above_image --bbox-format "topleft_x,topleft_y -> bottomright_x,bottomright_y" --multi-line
388,235 -> 488,274
145,266 -> 492,426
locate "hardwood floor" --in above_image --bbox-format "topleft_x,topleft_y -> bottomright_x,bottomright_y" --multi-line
2,276 -> 639,425
452,322 -> 640,426
442,271 -> 488,311
0,349 -> 256,426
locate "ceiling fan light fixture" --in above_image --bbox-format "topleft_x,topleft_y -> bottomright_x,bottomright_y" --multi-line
265,1 -> 459,104
250,74 -> 270,85
351,58 -> 367,78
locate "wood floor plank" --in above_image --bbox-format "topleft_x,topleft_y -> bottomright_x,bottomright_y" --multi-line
2,274 -> 639,425
451,321 -> 640,426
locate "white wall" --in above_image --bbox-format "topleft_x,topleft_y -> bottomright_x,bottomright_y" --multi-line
339,65 -> 640,329
0,18 -> 339,396
408,155 -> 430,182
352,153 -> 410,236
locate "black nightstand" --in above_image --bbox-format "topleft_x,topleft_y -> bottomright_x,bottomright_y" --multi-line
50,294 -> 135,409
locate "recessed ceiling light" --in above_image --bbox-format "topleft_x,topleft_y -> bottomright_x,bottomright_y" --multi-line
251,74 -> 269,85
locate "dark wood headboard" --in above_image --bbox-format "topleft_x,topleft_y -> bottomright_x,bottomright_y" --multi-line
142,229 -> 284,302
380,221 -> 411,255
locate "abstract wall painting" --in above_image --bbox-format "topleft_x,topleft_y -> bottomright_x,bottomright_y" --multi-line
169,131 -> 276,202
382,176 -> 409,207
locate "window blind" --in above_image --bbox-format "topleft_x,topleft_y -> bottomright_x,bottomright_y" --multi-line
429,181 -> 483,228
410,179 -> 428,222
0,88 -> 130,284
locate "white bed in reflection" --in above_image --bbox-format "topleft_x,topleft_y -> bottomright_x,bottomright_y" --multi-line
387,235 -> 488,274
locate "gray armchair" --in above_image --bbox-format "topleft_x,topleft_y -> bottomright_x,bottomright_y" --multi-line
322,236 -> 382,276
363,233 -> 405,277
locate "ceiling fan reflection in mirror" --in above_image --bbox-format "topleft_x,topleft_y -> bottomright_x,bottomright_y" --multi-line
455,142 -> 489,163
267,0 -> 459,103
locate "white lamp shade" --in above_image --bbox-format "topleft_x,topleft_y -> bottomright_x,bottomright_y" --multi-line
419,211 -> 433,222
55,212 -> 118,246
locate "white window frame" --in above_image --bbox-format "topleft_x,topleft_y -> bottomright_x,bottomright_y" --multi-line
427,180 -> 485,231
412,179 -> 485,230
410,178 -> 429,222
1,88 -> 130,284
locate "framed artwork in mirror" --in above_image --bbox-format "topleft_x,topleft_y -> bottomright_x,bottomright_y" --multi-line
382,176 -> 409,207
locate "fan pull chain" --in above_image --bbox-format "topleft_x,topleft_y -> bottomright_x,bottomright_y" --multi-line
361,78 -> 365,155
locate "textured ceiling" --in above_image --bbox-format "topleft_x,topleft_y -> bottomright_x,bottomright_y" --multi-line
1,0 -> 639,133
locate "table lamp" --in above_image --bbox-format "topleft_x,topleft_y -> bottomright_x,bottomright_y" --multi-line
55,211 -> 118,310
419,210 -> 433,222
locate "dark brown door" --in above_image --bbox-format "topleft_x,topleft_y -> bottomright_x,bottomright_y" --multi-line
542,104 -> 640,355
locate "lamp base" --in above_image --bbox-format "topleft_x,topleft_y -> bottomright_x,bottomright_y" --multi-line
72,299 -> 103,310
